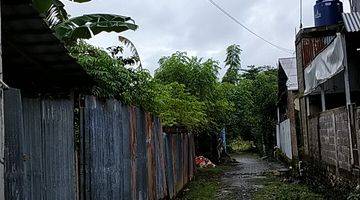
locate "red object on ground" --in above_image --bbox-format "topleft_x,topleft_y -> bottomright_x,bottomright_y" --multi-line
195,156 -> 216,168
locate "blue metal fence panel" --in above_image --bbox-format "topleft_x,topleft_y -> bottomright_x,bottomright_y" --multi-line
22,98 -> 43,200
121,105 -> 132,200
4,89 -> 25,200
4,89 -> 76,200
135,108 -> 148,200
41,98 -> 76,200
83,97 -> 124,199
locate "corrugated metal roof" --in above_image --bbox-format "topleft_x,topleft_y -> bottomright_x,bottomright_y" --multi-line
342,12 -> 360,32
3,0 -> 93,91
279,57 -> 298,91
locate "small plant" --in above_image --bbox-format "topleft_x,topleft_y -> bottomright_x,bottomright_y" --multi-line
347,186 -> 360,200
301,161 -> 356,200
254,177 -> 324,200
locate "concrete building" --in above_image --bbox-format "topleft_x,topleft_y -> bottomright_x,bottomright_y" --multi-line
296,16 -> 360,177
276,57 -> 299,160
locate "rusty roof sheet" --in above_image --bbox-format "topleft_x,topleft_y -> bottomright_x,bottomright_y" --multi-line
279,57 -> 298,91
342,12 -> 360,32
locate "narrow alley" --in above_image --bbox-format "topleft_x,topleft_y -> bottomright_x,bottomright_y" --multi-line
218,153 -> 285,199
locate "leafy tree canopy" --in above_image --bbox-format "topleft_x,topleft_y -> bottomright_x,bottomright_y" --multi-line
155,52 -> 234,134
155,52 -> 220,101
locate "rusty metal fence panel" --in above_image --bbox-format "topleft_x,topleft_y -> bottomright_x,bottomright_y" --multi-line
153,118 -> 167,199
164,133 -> 175,198
82,96 -> 195,200
4,88 -> 76,200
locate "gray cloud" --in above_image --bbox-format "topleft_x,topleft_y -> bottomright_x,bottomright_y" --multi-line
63,0 -> 350,76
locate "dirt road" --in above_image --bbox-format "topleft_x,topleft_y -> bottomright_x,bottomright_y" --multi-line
217,153 -> 285,200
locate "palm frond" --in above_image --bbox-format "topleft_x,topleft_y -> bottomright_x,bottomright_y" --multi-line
118,36 -> 142,68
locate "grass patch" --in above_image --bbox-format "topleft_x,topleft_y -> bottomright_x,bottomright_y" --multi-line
254,177 -> 324,200
176,166 -> 230,200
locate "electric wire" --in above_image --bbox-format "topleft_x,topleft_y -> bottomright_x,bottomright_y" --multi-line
207,0 -> 295,54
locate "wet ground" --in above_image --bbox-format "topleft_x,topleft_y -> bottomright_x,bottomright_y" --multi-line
217,153 -> 285,200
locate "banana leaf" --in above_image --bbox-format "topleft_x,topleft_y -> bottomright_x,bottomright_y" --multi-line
46,0 -> 68,27
54,14 -> 138,42
32,0 -> 91,13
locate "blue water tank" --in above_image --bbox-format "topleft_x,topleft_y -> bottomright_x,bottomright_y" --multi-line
314,0 -> 343,27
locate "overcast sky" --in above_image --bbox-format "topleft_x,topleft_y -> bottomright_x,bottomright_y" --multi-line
63,0 -> 350,76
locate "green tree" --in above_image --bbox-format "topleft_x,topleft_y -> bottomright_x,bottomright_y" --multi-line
155,52 -> 220,101
154,52 -> 234,132
152,82 -> 207,129
222,44 -> 242,84
69,41 -> 150,106
251,69 -> 278,154
226,66 -> 278,154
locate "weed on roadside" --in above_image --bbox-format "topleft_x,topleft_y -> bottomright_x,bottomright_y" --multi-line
254,177 -> 324,200
176,166 -> 231,200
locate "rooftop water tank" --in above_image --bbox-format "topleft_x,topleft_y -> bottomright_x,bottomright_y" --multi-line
314,0 -> 343,27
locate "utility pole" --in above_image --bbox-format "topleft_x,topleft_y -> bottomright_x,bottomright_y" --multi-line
0,1 -> 5,199
300,0 -> 303,29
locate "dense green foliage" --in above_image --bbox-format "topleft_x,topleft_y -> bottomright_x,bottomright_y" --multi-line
152,82 -> 207,129
69,44 -> 208,129
155,52 -> 234,134
44,1 -> 278,154
225,66 -> 278,153
69,42 -> 154,105
70,40 -> 277,155
71,42 -> 276,154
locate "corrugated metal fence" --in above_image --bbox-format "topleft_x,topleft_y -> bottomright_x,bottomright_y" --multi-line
4,89 -> 76,200
4,90 -> 195,200
80,96 -> 195,200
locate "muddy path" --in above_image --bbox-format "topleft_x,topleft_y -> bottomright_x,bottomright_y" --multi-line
217,153 -> 285,200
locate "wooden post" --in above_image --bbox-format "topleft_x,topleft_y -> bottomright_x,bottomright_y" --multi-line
0,2 -> 5,199
321,86 -> 326,112
341,33 -> 356,166
288,91 -> 299,158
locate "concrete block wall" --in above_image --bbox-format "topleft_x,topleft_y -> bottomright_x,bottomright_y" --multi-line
308,117 -> 320,159
318,107 -> 351,171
